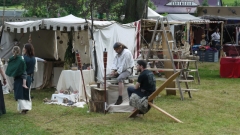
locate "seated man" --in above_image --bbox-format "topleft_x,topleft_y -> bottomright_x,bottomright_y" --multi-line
127,60 -> 156,113
111,42 -> 134,105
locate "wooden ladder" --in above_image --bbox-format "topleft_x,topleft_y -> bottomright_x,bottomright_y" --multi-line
145,17 -> 197,100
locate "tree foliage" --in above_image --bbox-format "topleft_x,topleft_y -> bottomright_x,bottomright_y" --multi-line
19,0 -> 86,17
234,0 -> 240,6
9,0 -> 155,22
0,0 -> 18,6
202,0 -> 209,6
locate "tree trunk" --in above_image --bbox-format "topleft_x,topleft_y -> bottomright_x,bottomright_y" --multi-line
124,0 -> 148,23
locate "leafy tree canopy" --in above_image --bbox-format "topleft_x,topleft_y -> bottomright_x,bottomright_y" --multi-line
9,0 -> 156,23
202,0 -> 209,6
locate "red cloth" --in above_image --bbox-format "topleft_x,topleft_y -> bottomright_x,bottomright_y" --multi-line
220,57 -> 240,78
223,45 -> 240,56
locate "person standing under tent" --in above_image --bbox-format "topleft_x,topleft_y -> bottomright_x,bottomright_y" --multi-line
0,59 -> 7,116
211,28 -> 221,50
111,42 -> 134,105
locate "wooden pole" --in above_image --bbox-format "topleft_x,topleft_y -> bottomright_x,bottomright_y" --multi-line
76,51 -> 89,108
220,21 -> 224,58
0,0 -> 6,45
103,48 -> 107,114
148,102 -> 183,123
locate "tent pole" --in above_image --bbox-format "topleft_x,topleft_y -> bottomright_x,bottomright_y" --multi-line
0,0 -> 6,46
220,21 -> 224,58
89,4 -> 98,82
103,49 -> 107,114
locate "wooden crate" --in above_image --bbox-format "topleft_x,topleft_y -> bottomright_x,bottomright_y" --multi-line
90,87 -> 107,113
89,100 -> 105,113
197,51 -> 218,62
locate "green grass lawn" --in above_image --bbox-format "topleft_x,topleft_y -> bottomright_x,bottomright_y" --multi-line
1,62 -> 240,134
222,0 -> 240,6
0,5 -> 23,10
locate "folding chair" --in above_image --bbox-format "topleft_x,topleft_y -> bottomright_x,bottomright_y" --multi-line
128,71 -> 183,123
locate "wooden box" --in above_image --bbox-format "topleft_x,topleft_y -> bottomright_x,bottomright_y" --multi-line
198,51 -> 218,62
89,87 -> 107,113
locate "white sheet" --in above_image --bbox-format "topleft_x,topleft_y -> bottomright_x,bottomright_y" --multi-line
90,23 -> 136,82
56,69 -> 94,101
53,67 -> 63,87
51,93 -> 78,103
90,83 -> 134,113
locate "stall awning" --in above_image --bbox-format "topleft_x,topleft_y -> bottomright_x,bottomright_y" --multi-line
4,20 -> 42,33
43,14 -> 87,31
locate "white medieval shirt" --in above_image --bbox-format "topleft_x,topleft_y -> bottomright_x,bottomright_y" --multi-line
111,49 -> 134,74
211,32 -> 220,41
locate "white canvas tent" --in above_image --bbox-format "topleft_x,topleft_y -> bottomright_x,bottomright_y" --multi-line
0,15 -> 138,112
0,15 -> 91,92
88,20 -> 136,82
166,14 -> 209,23
165,14 -> 211,42
0,15 -> 138,83
43,14 -> 86,31
148,7 -> 163,19
0,14 -> 90,63
42,14 -> 90,63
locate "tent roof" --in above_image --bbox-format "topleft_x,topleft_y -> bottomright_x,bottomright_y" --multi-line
4,20 -> 42,33
43,14 -> 87,31
87,20 -> 116,27
148,7 -> 163,19
165,14 -> 216,24
166,14 -> 202,22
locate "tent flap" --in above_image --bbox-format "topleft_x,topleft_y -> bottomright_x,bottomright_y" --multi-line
43,14 -> 87,31
4,20 -> 42,33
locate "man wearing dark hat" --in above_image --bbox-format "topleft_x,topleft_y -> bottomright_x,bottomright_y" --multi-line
111,42 -> 134,105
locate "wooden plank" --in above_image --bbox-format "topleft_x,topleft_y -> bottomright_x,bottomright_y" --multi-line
134,58 -> 196,62
140,49 -> 188,52
133,68 -> 181,71
128,109 -> 140,118
165,88 -> 198,91
148,72 -> 180,101
148,102 -> 183,123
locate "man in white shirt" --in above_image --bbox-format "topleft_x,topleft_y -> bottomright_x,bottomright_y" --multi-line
211,28 -> 221,50
111,42 -> 134,105
211,28 -> 220,41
